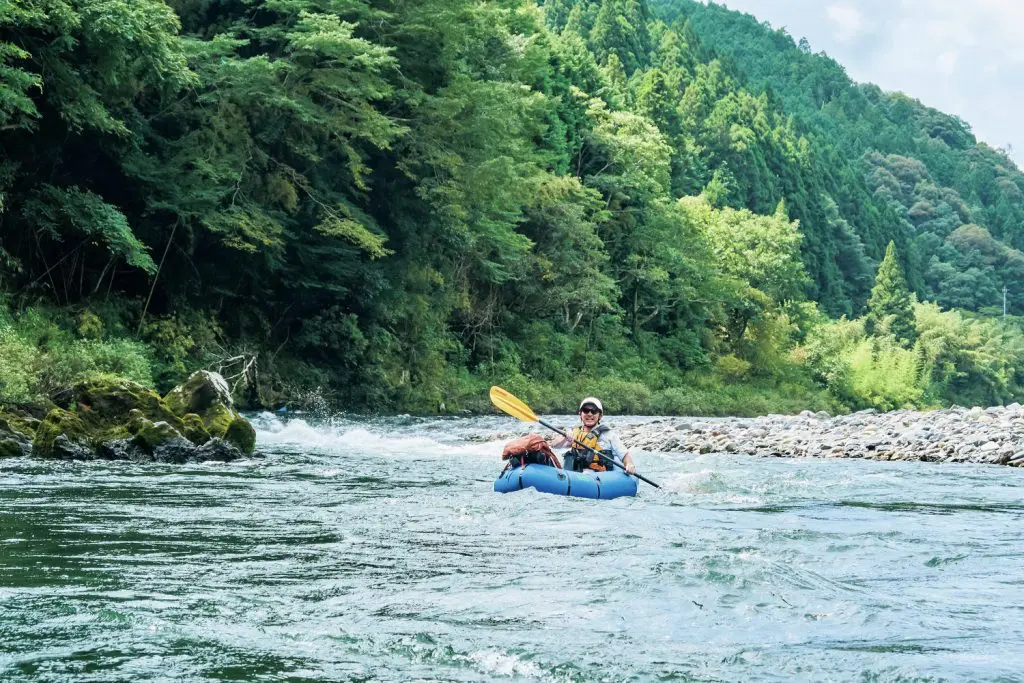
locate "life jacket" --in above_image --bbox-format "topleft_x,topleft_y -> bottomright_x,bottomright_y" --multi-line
568,423 -> 612,472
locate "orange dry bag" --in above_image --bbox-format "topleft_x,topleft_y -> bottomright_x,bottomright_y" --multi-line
501,434 -> 562,470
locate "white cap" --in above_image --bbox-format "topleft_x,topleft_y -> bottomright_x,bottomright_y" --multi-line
578,397 -> 603,413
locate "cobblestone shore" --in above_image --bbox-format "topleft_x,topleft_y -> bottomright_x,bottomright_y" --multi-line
618,405 -> 1024,467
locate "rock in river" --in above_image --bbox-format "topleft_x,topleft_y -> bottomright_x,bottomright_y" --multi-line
1,371 -> 257,463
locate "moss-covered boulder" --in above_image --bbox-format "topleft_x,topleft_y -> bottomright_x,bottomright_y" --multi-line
224,417 -> 256,454
134,419 -> 185,451
33,408 -> 92,459
126,408 -> 148,435
201,402 -> 235,439
23,374 -> 255,462
181,413 -> 211,445
194,438 -> 245,462
53,378 -> 183,433
0,413 -> 33,458
163,371 -> 255,455
33,379 -> 181,459
0,438 -> 26,458
126,417 -> 197,463
164,370 -> 233,417
200,405 -> 255,455
0,414 -> 38,441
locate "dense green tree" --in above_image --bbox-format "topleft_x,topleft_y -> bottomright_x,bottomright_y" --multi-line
516,175 -> 617,330
589,0 -> 651,75
866,241 -> 917,345
680,195 -> 807,368
0,0 -> 193,303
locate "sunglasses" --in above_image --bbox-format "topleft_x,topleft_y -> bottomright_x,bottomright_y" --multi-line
580,407 -> 601,415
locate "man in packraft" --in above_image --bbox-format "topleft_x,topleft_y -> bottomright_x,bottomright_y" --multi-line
551,397 -> 636,474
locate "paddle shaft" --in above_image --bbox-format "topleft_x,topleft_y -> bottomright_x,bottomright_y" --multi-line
537,419 -> 661,489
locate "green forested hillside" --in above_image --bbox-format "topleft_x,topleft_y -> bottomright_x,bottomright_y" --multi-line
2,0 -> 1023,415
663,0 -> 1024,314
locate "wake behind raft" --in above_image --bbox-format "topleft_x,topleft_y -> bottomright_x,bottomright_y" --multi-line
493,434 -> 638,500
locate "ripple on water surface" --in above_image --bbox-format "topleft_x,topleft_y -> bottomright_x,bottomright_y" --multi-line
2,413 -> 1024,682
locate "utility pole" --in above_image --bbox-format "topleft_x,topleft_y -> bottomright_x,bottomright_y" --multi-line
1004,285 -> 1008,318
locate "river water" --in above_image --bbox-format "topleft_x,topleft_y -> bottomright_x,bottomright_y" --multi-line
2,413 -> 1023,682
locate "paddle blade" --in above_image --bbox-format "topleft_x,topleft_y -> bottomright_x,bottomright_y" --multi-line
489,386 -> 539,423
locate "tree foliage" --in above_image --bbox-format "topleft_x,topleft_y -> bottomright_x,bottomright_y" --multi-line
2,0 -> 1024,412
866,241 -> 916,346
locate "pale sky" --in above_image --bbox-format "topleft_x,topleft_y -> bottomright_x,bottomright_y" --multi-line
706,1 -> 1024,167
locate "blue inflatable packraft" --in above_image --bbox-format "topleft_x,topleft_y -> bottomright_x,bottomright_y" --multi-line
494,464 -> 638,499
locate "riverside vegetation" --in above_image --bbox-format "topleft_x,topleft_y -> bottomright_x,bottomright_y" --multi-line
3,0 -> 1024,419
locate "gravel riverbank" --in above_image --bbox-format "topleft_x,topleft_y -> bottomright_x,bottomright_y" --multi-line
618,405 -> 1024,467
